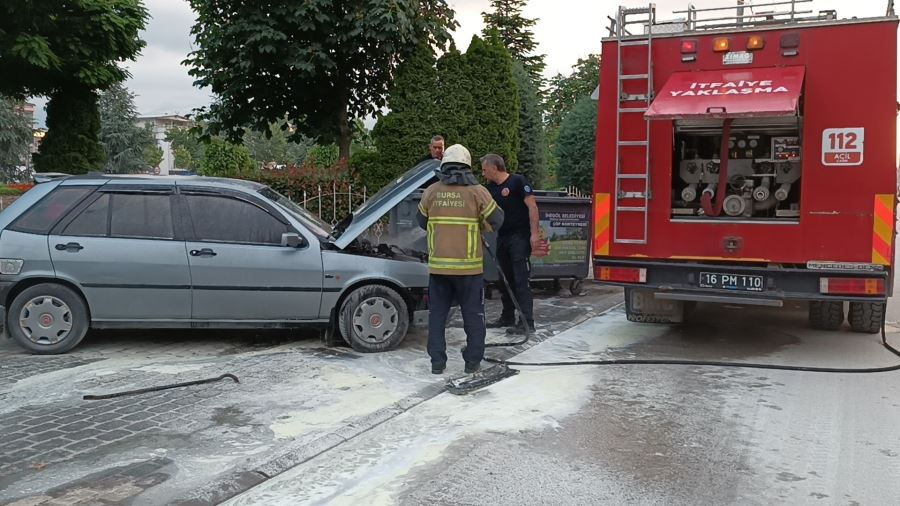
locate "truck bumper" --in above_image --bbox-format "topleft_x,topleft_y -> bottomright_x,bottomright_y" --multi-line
594,259 -> 889,304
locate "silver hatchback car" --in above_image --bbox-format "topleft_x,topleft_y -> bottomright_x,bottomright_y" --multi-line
0,162 -> 439,354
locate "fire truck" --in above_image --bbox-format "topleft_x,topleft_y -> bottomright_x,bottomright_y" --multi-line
592,1 -> 898,333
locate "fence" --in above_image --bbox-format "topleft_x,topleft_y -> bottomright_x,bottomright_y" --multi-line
287,184 -> 588,225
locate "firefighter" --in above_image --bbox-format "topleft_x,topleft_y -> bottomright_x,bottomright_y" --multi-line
481,153 -> 542,334
418,144 -> 504,374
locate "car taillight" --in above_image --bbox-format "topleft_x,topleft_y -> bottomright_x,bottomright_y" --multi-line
595,266 -> 647,283
819,277 -> 885,295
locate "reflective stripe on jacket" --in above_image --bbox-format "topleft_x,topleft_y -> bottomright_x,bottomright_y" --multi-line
419,183 -> 497,275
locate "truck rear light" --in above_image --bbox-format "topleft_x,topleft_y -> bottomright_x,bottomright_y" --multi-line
681,39 -> 697,53
596,266 -> 647,283
819,277 -> 885,295
713,37 -> 730,52
747,35 -> 765,50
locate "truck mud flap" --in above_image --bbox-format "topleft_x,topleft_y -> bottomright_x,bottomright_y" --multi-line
625,287 -> 685,324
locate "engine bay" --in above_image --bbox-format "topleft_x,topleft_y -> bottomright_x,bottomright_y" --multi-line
671,118 -> 802,221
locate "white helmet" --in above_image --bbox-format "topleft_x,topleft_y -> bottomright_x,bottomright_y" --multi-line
441,144 -> 472,169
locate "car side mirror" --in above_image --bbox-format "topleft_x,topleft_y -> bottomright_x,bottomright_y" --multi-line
281,232 -> 304,248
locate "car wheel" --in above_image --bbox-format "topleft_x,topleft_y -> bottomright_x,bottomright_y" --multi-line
808,300 -> 844,331
339,285 -> 409,353
7,283 -> 89,354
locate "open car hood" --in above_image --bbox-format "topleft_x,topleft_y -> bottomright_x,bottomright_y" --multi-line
331,159 -> 440,249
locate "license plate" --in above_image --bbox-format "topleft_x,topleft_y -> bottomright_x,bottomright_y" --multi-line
699,272 -> 764,292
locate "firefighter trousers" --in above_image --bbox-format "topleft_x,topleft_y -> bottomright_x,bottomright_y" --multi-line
427,273 -> 486,367
497,233 -> 534,325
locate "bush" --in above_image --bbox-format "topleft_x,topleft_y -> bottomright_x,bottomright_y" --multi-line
0,186 -> 24,196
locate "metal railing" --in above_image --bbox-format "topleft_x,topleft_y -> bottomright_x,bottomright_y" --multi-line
676,0 -> 822,31
607,0 -> 895,36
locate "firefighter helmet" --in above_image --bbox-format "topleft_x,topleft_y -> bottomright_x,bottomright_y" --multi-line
441,144 -> 472,169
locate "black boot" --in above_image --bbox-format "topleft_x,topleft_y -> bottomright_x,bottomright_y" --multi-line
486,316 -> 515,329
506,321 -> 536,335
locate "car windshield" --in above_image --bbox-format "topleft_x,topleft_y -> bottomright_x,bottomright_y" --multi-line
258,187 -> 333,239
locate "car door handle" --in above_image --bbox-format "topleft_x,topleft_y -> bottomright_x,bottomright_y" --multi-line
55,242 -> 84,252
190,248 -> 217,257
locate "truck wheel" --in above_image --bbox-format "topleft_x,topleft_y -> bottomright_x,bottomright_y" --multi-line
339,285 -> 409,353
808,301 -> 844,330
848,301 -> 884,334
7,283 -> 89,354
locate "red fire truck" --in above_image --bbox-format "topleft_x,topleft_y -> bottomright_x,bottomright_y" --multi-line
593,1 -> 898,333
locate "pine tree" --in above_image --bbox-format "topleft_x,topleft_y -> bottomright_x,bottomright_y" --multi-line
98,82 -> 156,173
555,96 -> 597,193
511,60 -> 546,188
0,96 -> 33,182
460,34 -> 519,171
33,86 -> 106,174
368,42 -> 442,189
434,43 -> 474,146
481,0 -> 546,84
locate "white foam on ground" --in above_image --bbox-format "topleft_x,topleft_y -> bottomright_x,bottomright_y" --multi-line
227,310 -> 662,505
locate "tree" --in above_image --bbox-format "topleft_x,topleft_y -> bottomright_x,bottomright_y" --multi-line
33,87 -> 107,174
459,34 -> 519,171
199,138 -> 255,178
166,127 -> 204,172
0,0 -> 149,174
0,96 -> 33,182
368,42 -> 441,189
545,54 -> 600,187
555,96 -> 597,193
434,44 -> 475,146
512,60 -> 546,188
243,121 -> 313,168
98,82 -> 157,173
481,0 -> 546,83
546,54 -> 601,129
184,0 -> 457,161
142,144 -> 164,170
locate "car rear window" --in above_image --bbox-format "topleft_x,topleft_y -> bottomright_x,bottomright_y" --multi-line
9,187 -> 94,234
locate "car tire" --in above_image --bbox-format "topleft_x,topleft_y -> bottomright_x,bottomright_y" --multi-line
7,283 -> 89,354
808,300 -> 844,331
339,285 -> 409,353
848,301 -> 884,334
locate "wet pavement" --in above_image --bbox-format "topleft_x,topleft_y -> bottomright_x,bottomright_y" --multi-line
0,284 -> 622,505
226,302 -> 900,506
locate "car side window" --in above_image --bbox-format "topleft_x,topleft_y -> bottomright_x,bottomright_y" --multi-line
63,194 -> 110,236
10,187 -> 93,234
110,194 -> 175,239
186,194 -> 289,245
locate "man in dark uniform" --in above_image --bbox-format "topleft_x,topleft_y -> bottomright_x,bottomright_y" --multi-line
418,145 -> 504,374
481,154 -> 541,334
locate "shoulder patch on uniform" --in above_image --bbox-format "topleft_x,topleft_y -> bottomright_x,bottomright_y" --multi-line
524,185 -> 532,193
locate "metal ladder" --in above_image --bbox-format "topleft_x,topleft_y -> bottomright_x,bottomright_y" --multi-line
613,4 -> 655,245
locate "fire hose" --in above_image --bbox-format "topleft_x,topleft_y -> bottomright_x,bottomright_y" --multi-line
700,118 -> 733,217
479,237 -> 900,375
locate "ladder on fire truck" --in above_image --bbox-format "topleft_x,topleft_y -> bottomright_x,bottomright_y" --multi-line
610,4 -> 656,245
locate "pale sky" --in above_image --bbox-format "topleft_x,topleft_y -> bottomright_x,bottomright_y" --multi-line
29,0 -> 897,125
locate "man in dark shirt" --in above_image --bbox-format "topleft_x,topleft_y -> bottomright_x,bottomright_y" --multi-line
416,135 -> 445,164
481,153 -> 541,334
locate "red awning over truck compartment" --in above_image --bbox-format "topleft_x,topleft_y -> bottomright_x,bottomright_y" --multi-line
645,66 -> 805,120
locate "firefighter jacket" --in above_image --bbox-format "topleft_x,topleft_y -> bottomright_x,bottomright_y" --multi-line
418,182 -> 503,275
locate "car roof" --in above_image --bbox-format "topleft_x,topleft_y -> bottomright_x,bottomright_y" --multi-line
50,173 -> 266,191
